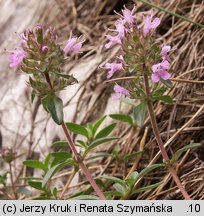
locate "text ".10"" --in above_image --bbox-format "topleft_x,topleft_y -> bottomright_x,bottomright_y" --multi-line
188,204 -> 200,212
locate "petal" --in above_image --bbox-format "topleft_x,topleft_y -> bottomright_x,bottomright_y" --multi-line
72,43 -> 82,53
151,73 -> 160,83
152,63 -> 159,73
143,16 -> 151,37
105,63 -> 111,69
151,17 -> 161,29
160,70 -> 171,80
107,70 -> 114,79
122,6 -> 135,24
112,93 -> 121,100
161,60 -> 170,70
161,45 -> 171,55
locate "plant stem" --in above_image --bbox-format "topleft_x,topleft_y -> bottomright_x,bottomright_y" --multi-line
143,74 -> 191,200
9,163 -> 17,199
43,72 -> 106,200
61,122 -> 106,200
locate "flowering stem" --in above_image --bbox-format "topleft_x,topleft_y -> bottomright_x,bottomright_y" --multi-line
143,74 -> 191,200
44,72 -> 106,200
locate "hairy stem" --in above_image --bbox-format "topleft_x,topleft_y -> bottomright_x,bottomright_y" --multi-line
61,122 -> 106,200
143,74 -> 191,200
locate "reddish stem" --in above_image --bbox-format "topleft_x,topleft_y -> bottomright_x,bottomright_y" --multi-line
143,74 -> 191,200
61,122 -> 106,200
43,72 -> 106,200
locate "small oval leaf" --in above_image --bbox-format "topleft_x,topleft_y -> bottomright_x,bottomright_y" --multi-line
41,94 -> 63,125
66,122 -> 89,139
109,114 -> 134,126
95,123 -> 116,139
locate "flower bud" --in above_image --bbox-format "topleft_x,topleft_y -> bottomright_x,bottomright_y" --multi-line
42,45 -> 48,53
0,147 -> 17,163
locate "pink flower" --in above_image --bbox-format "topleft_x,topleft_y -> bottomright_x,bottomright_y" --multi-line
8,50 -> 28,68
112,83 -> 130,100
105,62 -> 123,79
18,31 -> 28,45
115,19 -> 126,38
121,6 -> 135,25
161,45 -> 171,61
105,35 -> 121,49
143,13 -> 160,37
151,60 -> 171,83
64,37 -> 83,54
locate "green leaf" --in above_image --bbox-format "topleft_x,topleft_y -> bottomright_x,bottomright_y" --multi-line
133,164 -> 164,186
42,160 -> 72,187
83,137 -> 118,157
100,175 -> 127,188
123,150 -> 144,161
51,187 -> 58,199
66,122 -> 89,139
23,160 -> 47,172
126,171 -> 139,188
86,123 -> 94,138
153,95 -> 173,104
133,102 -> 147,127
51,141 -> 68,149
41,94 -> 63,125
153,86 -> 166,97
28,181 -> 45,191
95,123 -> 116,139
161,79 -> 173,88
44,154 -> 51,169
51,152 -> 72,161
0,173 -> 8,185
86,152 -> 111,161
109,114 -> 134,126
172,143 -> 201,162
113,183 -> 127,196
92,116 -> 107,136
68,195 -> 99,200
50,152 -> 74,167
131,182 -> 162,195
54,73 -> 78,84
76,140 -> 88,149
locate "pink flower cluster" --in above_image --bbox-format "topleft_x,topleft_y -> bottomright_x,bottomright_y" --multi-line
105,6 -> 136,49
151,45 -> 171,83
104,6 -> 163,100
8,25 -> 84,68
